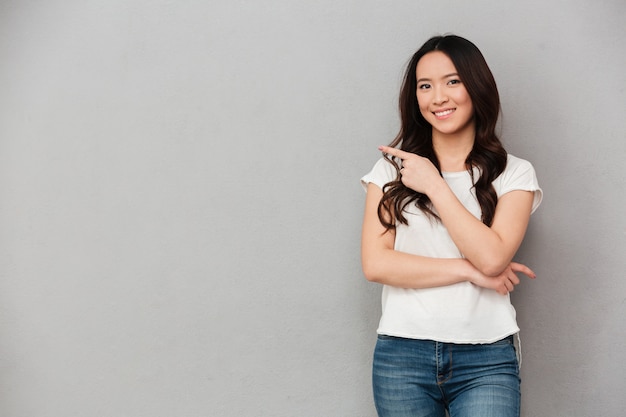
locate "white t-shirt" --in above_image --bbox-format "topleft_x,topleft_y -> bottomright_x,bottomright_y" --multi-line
361,154 -> 543,343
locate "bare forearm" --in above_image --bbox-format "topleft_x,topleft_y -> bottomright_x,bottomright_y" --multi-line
427,179 -> 532,276
428,184 -> 506,275
362,248 -> 475,289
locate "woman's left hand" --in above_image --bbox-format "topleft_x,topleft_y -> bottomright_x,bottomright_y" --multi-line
379,145 -> 442,195
469,262 -> 535,295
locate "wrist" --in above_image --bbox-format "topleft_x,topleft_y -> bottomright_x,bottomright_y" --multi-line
425,175 -> 448,200
460,259 -> 479,284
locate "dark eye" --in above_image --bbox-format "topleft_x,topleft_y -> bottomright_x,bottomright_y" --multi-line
418,83 -> 431,90
448,79 -> 461,85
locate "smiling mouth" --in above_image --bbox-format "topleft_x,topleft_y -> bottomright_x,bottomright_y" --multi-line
434,109 -> 455,118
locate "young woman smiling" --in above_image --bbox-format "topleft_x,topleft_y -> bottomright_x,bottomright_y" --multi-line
360,35 -> 542,417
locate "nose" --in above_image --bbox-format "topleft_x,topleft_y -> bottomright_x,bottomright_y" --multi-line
432,87 -> 448,105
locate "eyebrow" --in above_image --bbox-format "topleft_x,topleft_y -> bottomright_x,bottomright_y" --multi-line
416,73 -> 459,83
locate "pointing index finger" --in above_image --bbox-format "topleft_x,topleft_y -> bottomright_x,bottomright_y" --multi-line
378,145 -> 412,160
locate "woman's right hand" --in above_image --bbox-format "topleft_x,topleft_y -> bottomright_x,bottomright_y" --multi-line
469,262 -> 536,295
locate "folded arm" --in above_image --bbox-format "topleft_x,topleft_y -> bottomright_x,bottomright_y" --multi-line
429,185 -> 534,276
361,183 -> 534,294
379,146 -> 535,277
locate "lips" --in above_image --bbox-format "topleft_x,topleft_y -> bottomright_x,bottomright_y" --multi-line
433,108 -> 455,118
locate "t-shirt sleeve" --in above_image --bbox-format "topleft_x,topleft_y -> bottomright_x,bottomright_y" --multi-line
360,157 -> 398,192
496,155 -> 543,213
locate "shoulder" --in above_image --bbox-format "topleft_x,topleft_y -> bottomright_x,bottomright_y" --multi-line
505,154 -> 534,172
495,154 -> 543,212
496,154 -> 539,182
361,157 -> 398,191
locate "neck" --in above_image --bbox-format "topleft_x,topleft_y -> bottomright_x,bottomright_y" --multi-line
432,130 -> 475,172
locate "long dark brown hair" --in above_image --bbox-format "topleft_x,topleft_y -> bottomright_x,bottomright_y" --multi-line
378,35 -> 507,230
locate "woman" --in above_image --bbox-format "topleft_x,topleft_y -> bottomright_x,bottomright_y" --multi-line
360,35 -> 542,417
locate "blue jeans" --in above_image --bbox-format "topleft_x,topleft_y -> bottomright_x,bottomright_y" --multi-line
372,335 -> 520,417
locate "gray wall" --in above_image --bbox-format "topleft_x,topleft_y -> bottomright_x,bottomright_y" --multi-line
0,1 -> 624,416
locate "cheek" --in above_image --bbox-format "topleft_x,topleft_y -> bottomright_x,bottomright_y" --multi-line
457,90 -> 473,107
416,98 -> 430,116
465,99 -> 475,117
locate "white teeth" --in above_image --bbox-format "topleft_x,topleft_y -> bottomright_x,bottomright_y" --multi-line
434,109 -> 454,117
